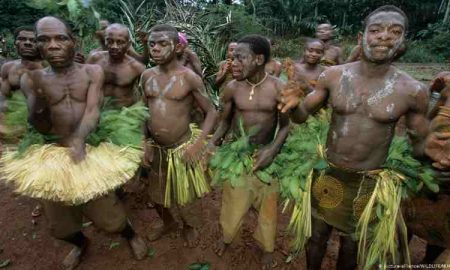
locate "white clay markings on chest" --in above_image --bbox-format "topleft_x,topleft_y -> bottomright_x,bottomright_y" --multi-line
150,75 -> 177,114
367,71 -> 399,106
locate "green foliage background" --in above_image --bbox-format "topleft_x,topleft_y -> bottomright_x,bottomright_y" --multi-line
2,0 -> 450,63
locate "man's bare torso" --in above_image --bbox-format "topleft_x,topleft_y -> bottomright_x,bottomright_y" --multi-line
89,52 -> 143,107
226,76 -> 282,145
324,62 -> 426,169
143,66 -> 198,146
2,60 -> 43,92
322,45 -> 341,65
28,64 -> 100,144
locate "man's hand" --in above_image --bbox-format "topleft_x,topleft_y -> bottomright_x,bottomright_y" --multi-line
69,137 -> 86,164
183,141 -> 204,164
143,143 -> 154,168
425,132 -> 450,169
253,147 -> 276,172
74,52 -> 85,64
278,84 -> 305,113
136,30 -> 149,44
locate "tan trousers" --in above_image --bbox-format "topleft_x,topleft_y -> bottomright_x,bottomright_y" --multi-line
220,175 -> 278,252
42,192 -> 127,239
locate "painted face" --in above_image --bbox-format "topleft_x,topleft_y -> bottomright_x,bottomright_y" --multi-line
316,24 -> 333,41
232,43 -> 262,81
226,42 -> 237,59
15,31 -> 39,59
105,27 -> 130,59
362,11 -> 405,63
36,18 -> 75,68
304,41 -> 324,64
148,31 -> 178,65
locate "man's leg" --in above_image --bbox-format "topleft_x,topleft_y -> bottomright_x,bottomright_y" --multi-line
307,217 -> 333,270
253,180 -> 278,270
215,181 -> 252,256
179,199 -> 203,248
148,203 -> 178,241
83,192 -> 147,260
41,200 -> 86,270
336,234 -> 358,270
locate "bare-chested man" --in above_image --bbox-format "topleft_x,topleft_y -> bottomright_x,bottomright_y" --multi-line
292,38 -> 325,92
315,23 -> 343,66
0,26 -> 43,112
89,20 -> 149,65
279,6 -> 429,269
20,16 -> 146,270
215,41 -> 237,90
87,23 -> 145,107
210,35 -> 289,270
141,24 -> 217,247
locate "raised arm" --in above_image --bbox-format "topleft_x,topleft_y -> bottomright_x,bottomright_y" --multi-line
215,61 -> 230,88
279,70 -> 330,123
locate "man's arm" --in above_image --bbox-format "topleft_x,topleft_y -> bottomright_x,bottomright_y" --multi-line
209,84 -> 234,146
279,70 -> 330,123
187,50 -> 203,77
274,61 -> 282,77
345,45 -> 361,63
188,72 -> 218,140
215,61 -> 229,88
20,71 -> 52,133
336,47 -> 344,65
69,65 -> 104,162
0,63 -> 12,112
406,83 -> 430,157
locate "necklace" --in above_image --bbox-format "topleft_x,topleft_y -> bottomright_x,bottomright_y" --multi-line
246,72 -> 268,101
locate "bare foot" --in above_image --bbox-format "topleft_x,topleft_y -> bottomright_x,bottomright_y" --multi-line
147,223 -> 177,241
128,235 -> 147,260
261,252 -> 276,270
61,244 -> 87,270
213,239 -> 229,257
31,204 -> 42,217
183,226 -> 199,248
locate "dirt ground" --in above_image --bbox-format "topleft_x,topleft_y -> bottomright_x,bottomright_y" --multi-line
0,63 -> 444,270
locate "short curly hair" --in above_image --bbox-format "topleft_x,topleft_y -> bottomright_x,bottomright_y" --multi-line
237,34 -> 271,65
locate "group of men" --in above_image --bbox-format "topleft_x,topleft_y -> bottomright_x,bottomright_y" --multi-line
0,4 -> 450,270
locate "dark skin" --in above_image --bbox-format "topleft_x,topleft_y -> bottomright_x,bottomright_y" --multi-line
178,46 -> 203,77
0,30 -> 43,112
215,42 -> 237,88
316,24 -> 343,65
210,43 -> 289,270
264,58 -> 282,77
280,12 -> 429,267
89,20 -> 150,65
293,41 -> 325,92
87,24 -> 145,107
141,30 -> 217,247
21,17 -> 147,270
425,71 -> 450,169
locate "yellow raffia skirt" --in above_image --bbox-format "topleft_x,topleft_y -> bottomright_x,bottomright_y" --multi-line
0,142 -> 142,205
149,125 -> 210,207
